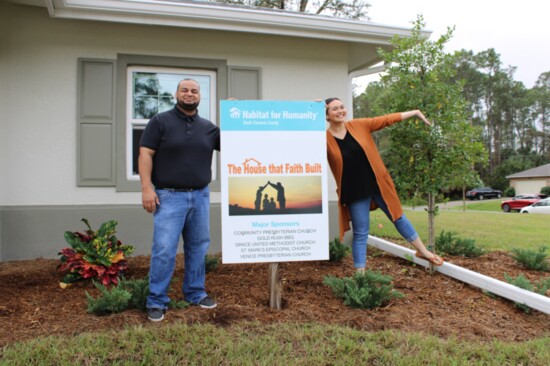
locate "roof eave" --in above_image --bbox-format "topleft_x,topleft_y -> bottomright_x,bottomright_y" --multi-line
506,163 -> 550,179
14,0 -> 427,45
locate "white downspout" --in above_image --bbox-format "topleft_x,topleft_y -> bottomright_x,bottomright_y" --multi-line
45,0 -> 55,17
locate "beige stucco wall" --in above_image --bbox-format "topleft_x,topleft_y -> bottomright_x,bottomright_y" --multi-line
1,2 -> 349,206
510,178 -> 550,195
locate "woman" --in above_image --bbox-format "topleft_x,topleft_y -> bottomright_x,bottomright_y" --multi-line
325,97 -> 443,272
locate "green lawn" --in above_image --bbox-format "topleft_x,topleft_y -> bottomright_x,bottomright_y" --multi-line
445,200 -> 503,212
369,205 -> 549,251
2,323 -> 549,365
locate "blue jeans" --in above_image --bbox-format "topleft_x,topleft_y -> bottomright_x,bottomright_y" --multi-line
347,195 -> 418,268
146,187 -> 211,309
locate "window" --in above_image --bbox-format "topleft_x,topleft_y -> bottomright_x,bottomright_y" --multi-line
114,55 -> 230,192
80,57 -> 258,191
126,66 -> 217,180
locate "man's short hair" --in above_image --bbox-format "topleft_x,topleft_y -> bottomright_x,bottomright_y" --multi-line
176,78 -> 200,91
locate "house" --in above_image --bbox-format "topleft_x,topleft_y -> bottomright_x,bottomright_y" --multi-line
506,163 -> 550,195
0,0 -> 425,261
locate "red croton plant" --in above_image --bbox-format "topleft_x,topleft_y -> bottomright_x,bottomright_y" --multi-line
58,218 -> 134,286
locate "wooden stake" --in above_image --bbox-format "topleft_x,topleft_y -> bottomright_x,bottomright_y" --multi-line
268,262 -> 282,310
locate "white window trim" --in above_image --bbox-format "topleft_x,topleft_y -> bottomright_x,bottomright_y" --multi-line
125,66 -> 217,181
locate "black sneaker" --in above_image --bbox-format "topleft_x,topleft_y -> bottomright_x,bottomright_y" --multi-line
147,308 -> 165,322
198,296 -> 217,309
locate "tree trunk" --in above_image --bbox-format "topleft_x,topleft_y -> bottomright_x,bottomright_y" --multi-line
542,107 -> 547,156
427,192 -> 435,250
427,193 -> 436,272
462,185 -> 466,212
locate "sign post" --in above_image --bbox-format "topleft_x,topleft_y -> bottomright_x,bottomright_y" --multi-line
268,262 -> 282,309
220,100 -> 328,309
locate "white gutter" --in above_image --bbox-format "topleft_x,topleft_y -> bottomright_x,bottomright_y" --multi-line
368,236 -> 550,315
36,0 -> 426,44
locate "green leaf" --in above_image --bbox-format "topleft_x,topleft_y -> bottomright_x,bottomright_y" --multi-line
82,254 -> 96,264
81,218 -> 93,232
64,232 -> 84,249
97,220 -> 118,238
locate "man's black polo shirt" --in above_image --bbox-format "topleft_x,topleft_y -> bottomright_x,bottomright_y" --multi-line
140,106 -> 220,189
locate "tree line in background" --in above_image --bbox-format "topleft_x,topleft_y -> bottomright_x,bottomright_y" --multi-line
451,52 -> 549,190
354,31 -> 550,195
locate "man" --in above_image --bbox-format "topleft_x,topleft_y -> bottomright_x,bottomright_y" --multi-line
267,181 -> 286,210
139,78 -> 220,322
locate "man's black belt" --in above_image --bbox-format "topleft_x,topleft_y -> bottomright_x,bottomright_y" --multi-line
157,187 -> 198,192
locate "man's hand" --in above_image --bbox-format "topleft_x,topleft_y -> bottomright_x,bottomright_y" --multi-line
138,146 -> 158,213
142,187 -> 160,213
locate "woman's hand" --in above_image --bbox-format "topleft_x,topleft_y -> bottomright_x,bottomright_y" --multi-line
401,110 -> 431,126
415,110 -> 431,126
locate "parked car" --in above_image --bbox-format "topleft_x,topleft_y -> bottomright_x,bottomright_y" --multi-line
501,194 -> 547,213
466,187 -> 503,200
520,198 -> 550,214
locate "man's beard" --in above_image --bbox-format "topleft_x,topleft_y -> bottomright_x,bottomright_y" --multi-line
177,100 -> 200,111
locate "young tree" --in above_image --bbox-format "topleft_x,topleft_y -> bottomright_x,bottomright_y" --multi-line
376,16 -> 486,249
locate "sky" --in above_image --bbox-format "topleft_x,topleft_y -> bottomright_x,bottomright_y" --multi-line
228,176 -> 322,209
356,0 -> 549,89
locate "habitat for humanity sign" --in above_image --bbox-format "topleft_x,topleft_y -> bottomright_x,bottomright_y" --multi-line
220,100 -> 329,264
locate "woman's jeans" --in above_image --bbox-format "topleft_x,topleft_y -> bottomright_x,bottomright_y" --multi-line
146,187 -> 211,309
347,194 -> 418,268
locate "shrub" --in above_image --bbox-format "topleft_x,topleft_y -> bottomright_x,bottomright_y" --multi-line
511,246 -> 549,271
119,277 -> 149,311
323,270 -> 403,309
205,254 -> 220,273
58,218 -> 134,285
504,187 -> 515,197
86,281 -> 133,315
503,273 -> 550,313
86,277 -> 189,315
329,237 -> 351,262
537,277 -> 550,296
541,186 -> 550,196
435,231 -> 484,258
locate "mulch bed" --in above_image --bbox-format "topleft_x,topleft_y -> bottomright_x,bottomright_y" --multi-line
1,248 -> 549,347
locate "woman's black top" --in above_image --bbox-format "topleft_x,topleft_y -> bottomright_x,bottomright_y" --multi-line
334,132 -> 380,205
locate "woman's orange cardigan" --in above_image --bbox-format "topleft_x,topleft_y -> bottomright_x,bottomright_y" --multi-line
326,113 -> 404,241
